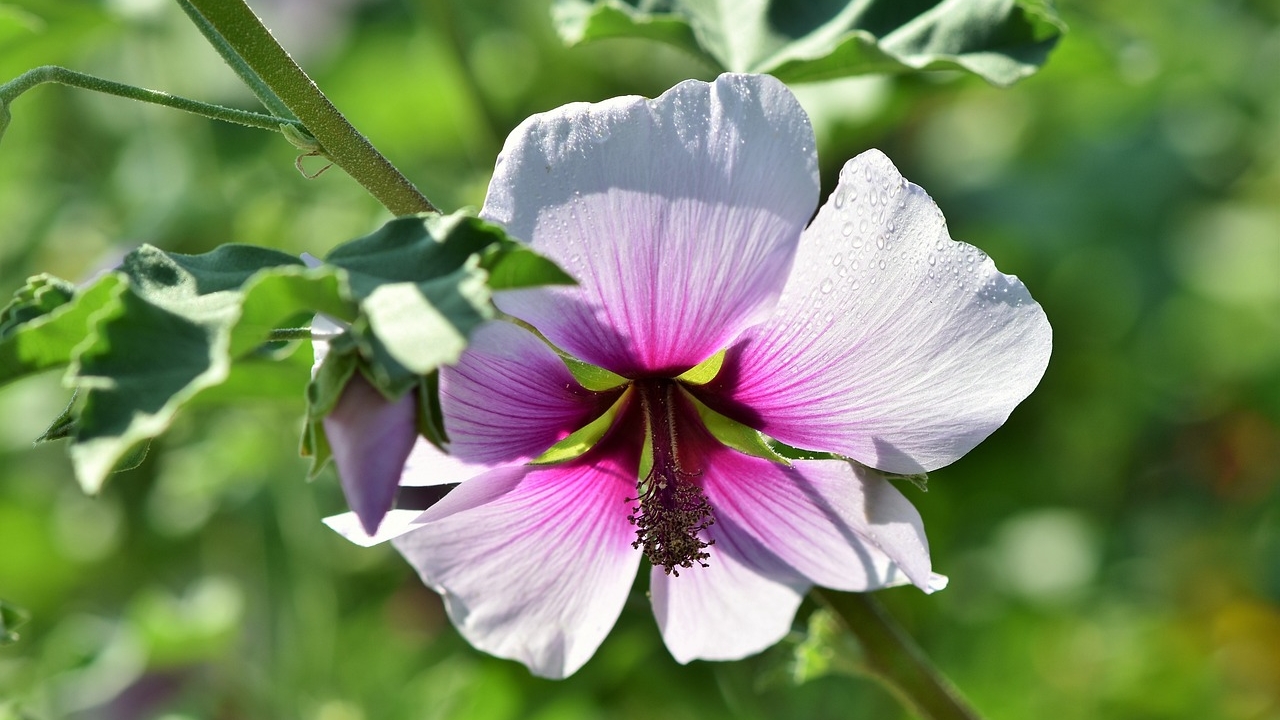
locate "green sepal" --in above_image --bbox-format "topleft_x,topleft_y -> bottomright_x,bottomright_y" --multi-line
0,599 -> 30,645
417,370 -> 449,451
675,348 -> 724,385
553,0 -> 1065,87
685,390 -> 788,465
531,387 -> 631,465
36,390 -> 79,444
788,608 -> 867,685
560,354 -> 629,391
768,439 -> 841,461
770,440 -> 930,490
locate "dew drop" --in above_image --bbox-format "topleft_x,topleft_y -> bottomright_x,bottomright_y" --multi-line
832,252 -> 843,266
834,191 -> 845,209
875,235 -> 885,250
841,222 -> 854,237
858,218 -> 869,234
851,260 -> 860,270
878,259 -> 887,270
878,190 -> 889,206
927,254 -> 936,266
820,278 -> 835,294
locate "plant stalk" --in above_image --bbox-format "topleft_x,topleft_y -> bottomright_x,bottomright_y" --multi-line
182,0 -> 438,216
0,66 -> 302,136
813,589 -> 982,720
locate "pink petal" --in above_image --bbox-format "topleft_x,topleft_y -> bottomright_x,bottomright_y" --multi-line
482,73 -> 819,376
711,149 -> 1052,474
650,526 -> 807,664
699,447 -> 938,593
391,449 -> 641,679
649,421 -> 938,664
323,372 -> 418,536
441,321 -> 614,465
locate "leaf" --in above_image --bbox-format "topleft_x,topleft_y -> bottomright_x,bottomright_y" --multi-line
553,0 -> 1065,86
67,247 -> 351,493
0,275 -> 128,388
0,274 -> 76,337
0,599 -> 29,645
481,244 -> 577,290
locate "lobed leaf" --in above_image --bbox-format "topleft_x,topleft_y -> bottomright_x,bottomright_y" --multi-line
553,0 -> 1065,86
67,248 -> 350,493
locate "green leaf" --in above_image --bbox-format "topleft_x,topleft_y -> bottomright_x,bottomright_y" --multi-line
553,0 -> 1065,86
481,244 -> 576,290
0,273 -> 76,337
0,275 -> 127,388
67,247 -> 351,493
0,599 -> 29,645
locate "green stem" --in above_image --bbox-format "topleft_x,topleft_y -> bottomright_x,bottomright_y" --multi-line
183,0 -> 438,216
174,0 -> 295,120
267,327 -> 318,342
813,589 -> 982,720
0,65 -> 302,135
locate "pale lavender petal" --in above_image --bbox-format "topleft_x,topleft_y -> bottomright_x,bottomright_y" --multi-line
482,73 -> 819,376
391,451 -> 640,679
398,438 -> 491,486
322,509 -> 427,547
698,445 -> 937,592
440,321 -> 614,465
323,372 -> 418,535
650,526 -> 807,664
713,149 -> 1052,474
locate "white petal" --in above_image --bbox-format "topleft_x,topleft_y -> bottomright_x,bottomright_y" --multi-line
482,73 -> 819,376
322,509 -> 428,547
713,149 -> 1052,473
650,528 -> 807,664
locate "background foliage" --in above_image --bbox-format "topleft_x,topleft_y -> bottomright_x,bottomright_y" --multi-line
1,0 -> 1278,718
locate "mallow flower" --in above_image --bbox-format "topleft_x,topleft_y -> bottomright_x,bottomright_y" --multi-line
321,73 -> 1051,679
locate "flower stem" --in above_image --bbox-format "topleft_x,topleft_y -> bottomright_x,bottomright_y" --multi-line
812,589 -> 982,720
174,0 -> 294,120
0,65 -> 302,136
182,0 -> 438,216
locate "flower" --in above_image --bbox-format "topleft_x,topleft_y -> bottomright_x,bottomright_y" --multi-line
324,73 -> 1051,678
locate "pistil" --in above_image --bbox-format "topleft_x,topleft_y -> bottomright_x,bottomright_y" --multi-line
628,379 -> 715,576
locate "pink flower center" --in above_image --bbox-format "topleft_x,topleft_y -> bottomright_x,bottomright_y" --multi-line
627,379 -> 715,576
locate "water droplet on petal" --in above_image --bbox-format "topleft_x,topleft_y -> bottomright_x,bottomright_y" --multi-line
928,254 -> 936,266
820,278 -> 834,294
841,222 -> 854,237
875,235 -> 885,250
878,259 -> 887,270
832,252 -> 843,266
834,191 -> 845,209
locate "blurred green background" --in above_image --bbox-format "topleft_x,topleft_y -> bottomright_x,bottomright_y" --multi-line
1,0 -> 1278,718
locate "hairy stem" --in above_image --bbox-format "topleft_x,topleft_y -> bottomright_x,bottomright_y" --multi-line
0,65 -> 302,136
813,589 -> 982,720
174,0 -> 294,120
183,0 -> 438,216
